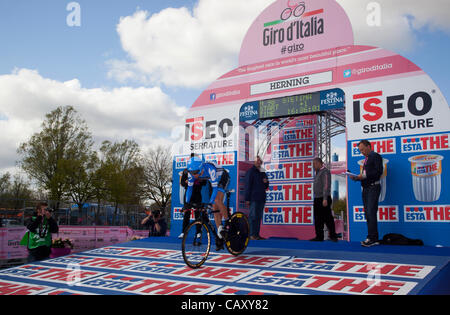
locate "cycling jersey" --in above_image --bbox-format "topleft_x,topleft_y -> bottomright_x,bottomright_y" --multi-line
185,162 -> 229,205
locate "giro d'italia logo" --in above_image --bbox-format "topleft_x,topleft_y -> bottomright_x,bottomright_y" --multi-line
262,1 -> 325,47
265,0 -> 306,27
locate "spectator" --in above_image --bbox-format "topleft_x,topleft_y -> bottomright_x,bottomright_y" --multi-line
20,202 -> 59,262
245,156 -> 269,240
141,209 -> 167,237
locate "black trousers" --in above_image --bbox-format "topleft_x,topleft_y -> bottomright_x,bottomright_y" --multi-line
362,184 -> 381,241
313,196 -> 337,240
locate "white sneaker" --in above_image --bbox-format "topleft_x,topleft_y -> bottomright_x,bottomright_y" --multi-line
361,238 -> 379,247
196,233 -> 202,239
177,233 -> 184,239
217,225 -> 224,239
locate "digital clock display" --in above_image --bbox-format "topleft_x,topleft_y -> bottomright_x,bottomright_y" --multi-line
259,93 -> 321,119
239,88 -> 344,122
257,88 -> 344,120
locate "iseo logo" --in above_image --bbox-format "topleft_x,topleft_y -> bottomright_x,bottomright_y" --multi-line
185,117 -> 233,141
353,91 -> 432,122
352,90 -> 434,134
263,1 -> 324,47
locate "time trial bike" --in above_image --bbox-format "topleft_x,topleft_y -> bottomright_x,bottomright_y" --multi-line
181,189 -> 250,269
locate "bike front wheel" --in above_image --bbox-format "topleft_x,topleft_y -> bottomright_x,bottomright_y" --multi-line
225,212 -> 250,256
182,221 -> 211,269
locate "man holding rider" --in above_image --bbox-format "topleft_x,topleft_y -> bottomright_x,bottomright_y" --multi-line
185,156 -> 230,250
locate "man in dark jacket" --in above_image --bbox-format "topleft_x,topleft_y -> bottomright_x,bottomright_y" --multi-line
22,202 -> 59,262
351,140 -> 384,247
244,156 -> 269,240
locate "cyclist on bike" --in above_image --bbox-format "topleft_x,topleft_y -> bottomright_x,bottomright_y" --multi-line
185,156 -> 230,250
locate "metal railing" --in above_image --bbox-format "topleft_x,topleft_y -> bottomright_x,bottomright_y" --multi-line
0,198 -> 151,230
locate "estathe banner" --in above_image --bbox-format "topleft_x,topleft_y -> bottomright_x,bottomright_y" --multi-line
261,116 -> 316,237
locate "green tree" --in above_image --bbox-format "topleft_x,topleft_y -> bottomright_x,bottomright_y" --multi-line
60,151 -> 99,218
17,105 -> 93,210
99,140 -> 144,224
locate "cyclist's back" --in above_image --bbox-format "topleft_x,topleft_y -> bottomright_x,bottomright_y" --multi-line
186,160 -> 229,205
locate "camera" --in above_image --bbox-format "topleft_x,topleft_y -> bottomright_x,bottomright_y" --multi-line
152,210 -> 161,218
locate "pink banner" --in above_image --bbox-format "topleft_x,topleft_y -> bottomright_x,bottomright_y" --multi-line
0,228 -> 28,260
0,226 -> 154,260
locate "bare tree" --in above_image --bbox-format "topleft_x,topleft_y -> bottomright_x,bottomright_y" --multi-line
141,146 -> 172,217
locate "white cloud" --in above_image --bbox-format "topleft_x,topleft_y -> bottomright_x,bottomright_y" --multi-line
336,0 -> 450,53
109,0 -> 450,89
332,146 -> 347,162
0,68 -> 187,174
109,0 -> 273,89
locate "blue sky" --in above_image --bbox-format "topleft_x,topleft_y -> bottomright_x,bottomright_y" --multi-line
2,1 -> 447,105
0,0 -> 199,105
0,0 -> 449,174
1,1 -> 449,105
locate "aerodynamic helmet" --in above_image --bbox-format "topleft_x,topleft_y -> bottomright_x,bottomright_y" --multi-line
187,156 -> 203,174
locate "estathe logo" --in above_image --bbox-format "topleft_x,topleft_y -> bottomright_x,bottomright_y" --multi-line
263,1 -> 324,47
263,206 -> 313,225
401,133 -> 449,153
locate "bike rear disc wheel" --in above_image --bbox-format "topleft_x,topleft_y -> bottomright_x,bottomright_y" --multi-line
182,221 -> 211,269
225,212 -> 250,256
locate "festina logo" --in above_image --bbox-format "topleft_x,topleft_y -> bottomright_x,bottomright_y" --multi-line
321,92 -> 343,105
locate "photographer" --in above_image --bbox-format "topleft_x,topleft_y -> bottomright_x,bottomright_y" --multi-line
21,202 -> 59,262
141,209 -> 167,237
